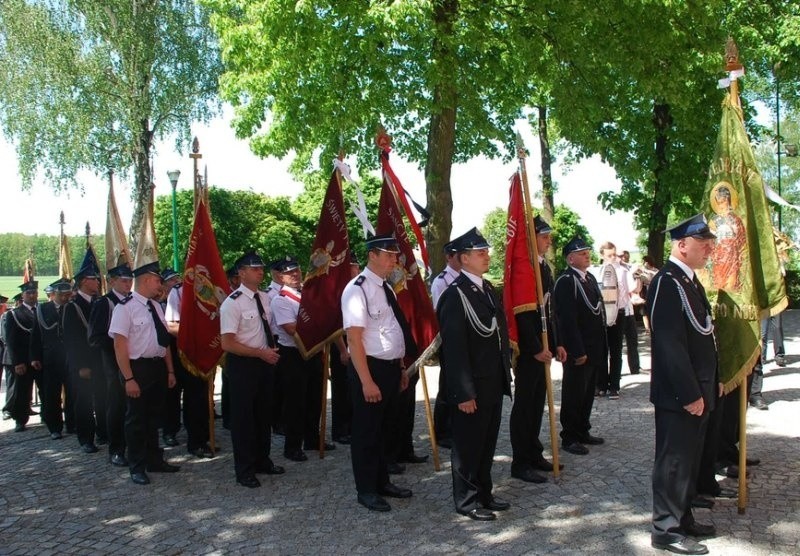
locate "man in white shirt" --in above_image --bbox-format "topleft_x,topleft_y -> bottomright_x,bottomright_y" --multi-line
593,241 -> 630,399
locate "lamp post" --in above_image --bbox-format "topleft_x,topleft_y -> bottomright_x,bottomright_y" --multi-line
167,169 -> 181,271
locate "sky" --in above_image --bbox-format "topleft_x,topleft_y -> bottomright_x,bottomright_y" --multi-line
0,106 -> 638,253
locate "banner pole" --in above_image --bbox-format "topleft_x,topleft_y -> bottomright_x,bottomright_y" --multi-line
208,372 -> 216,454
319,345 -> 330,458
516,131 -> 560,480
419,366 -> 441,471
737,382 -> 748,513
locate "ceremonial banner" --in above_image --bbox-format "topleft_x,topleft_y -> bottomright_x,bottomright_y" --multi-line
503,173 -> 538,348
178,200 -> 229,379
59,232 -> 73,280
294,170 -> 351,359
105,181 -> 133,270
23,258 -> 35,283
377,173 -> 438,363
378,141 -> 430,270
699,93 -> 788,391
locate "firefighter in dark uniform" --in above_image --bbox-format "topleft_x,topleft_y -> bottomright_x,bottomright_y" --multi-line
30,278 -> 73,439
88,263 -> 134,466
341,233 -> 414,512
4,280 -> 42,432
2,294 -> 21,422
437,227 -> 512,521
109,260 -> 180,485
219,251 -> 285,488
63,250 -> 105,453
510,216 -> 566,483
553,237 -> 607,456
648,214 -> 718,555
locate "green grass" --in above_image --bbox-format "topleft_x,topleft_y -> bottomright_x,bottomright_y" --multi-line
0,275 -> 59,299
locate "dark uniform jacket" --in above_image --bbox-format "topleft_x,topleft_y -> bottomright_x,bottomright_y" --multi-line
0,312 -> 10,366
88,293 -> 123,368
62,295 -> 100,373
516,260 -> 559,361
552,267 -> 607,363
5,305 -> 35,366
646,260 -> 718,412
437,274 -> 512,405
30,302 -> 67,366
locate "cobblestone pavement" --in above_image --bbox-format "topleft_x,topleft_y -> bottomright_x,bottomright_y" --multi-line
1,312 -> 798,555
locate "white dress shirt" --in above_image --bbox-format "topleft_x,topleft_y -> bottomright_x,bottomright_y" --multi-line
219,284 -> 273,350
108,291 -> 168,359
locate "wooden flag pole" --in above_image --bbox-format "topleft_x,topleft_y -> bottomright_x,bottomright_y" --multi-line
516,132 -> 560,480
724,36 -> 748,514
419,365 -> 441,471
208,374 -> 216,454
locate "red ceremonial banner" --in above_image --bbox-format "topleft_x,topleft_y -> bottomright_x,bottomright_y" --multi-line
377,176 -> 438,363
503,173 -> 538,346
295,170 -> 352,359
178,200 -> 230,379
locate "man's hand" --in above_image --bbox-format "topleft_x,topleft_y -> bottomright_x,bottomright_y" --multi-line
534,349 -> 553,363
125,379 -> 141,398
339,350 -> 351,365
458,399 -> 477,414
14,363 -> 26,375
555,347 -> 567,362
399,371 -> 409,392
683,397 -> 705,416
574,355 -> 588,366
259,347 -> 280,365
718,382 -> 724,398
31,360 -> 42,370
167,372 -> 176,388
362,380 -> 382,403
78,367 -> 91,379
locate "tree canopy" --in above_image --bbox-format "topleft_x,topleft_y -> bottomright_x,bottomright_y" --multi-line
0,0 -> 222,242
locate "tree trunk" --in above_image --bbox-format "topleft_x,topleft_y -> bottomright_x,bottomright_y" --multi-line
648,102 -> 673,267
538,105 -> 555,224
425,0 -> 459,275
129,118 -> 154,255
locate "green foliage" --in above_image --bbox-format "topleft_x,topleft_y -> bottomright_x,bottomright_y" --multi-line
0,234 -> 104,276
481,208 -> 507,282
0,0 -> 222,236
551,206 -> 594,273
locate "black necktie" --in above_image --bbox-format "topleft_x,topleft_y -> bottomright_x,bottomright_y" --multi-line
482,280 -> 496,308
382,282 -> 418,360
540,261 -> 553,292
147,300 -> 171,347
253,292 -> 276,349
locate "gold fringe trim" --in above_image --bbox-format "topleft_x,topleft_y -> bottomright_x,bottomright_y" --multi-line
513,303 -> 538,315
294,329 -> 345,360
766,296 -> 788,318
721,345 -> 760,395
510,339 -> 520,370
179,349 -> 223,381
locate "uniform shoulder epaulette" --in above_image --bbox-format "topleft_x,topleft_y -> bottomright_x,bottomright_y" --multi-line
229,290 -> 243,300
119,294 -> 134,305
436,271 -> 446,280
354,275 -> 366,286
175,283 -> 183,290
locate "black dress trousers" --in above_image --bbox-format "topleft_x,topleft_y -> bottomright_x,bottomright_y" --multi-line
125,358 -> 168,474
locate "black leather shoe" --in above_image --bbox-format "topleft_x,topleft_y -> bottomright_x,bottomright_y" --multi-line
50,431 -> 63,440
511,467 -> 547,484
130,472 -> 150,485
387,462 -> 406,475
775,354 -> 787,367
684,522 -> 716,538
398,453 -> 428,464
237,476 -> 261,488
81,443 -> 99,454
304,441 -> 336,451
723,464 -> 750,479
255,462 -> 285,475
378,483 -> 413,499
749,397 -> 769,410
437,437 -> 452,449
14,422 -> 26,432
96,436 -> 109,445
190,445 -> 215,459
562,442 -> 589,455
745,457 -> 760,466
110,453 -> 129,467
714,488 -> 737,499
532,458 -> 564,472
357,493 -> 391,512
580,434 -> 605,445
284,449 -> 308,462
691,496 -> 714,509
482,498 -> 510,511
148,461 -> 180,473
162,434 -> 179,447
460,508 -> 496,521
333,435 -> 351,445
2,410 -> 11,420
651,538 -> 708,555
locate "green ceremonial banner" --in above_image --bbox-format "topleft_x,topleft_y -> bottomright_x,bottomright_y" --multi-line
699,93 -> 788,392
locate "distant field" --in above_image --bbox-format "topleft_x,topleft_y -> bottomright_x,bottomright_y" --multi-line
0,275 -> 59,299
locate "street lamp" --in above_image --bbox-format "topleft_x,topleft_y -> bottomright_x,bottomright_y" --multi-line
167,169 -> 181,271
